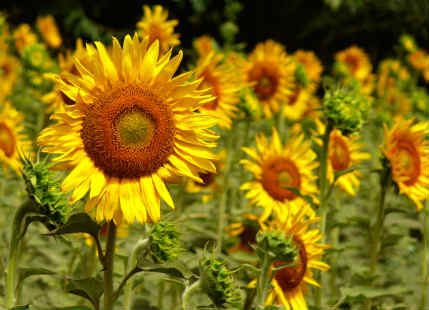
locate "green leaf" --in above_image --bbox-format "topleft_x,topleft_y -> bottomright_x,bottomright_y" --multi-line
136,260 -> 194,279
17,267 -> 55,292
46,213 -> 100,238
384,207 -> 408,215
10,306 -> 30,310
334,167 -> 356,180
340,285 -> 411,301
40,307 -> 93,310
65,277 -> 104,309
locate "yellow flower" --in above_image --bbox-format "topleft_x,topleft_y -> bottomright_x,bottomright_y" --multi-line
408,49 -> 429,72
0,103 -> 32,175
137,5 -> 180,54
0,47 -> 20,99
382,118 -> 429,210
283,86 -> 311,121
227,212 -> 260,254
245,40 -> 295,119
195,52 -> 242,129
194,35 -> 215,57
335,46 -> 372,82
293,50 -> 323,92
36,15 -> 62,49
42,39 -> 87,112
38,34 -> 218,224
241,129 -> 318,220
253,201 -> 330,310
13,24 -> 37,54
315,120 -> 371,196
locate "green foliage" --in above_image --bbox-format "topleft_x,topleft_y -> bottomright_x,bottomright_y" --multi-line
150,221 -> 182,263
255,230 -> 297,263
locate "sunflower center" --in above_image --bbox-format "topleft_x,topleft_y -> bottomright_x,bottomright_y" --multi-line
394,140 -> 421,186
0,123 -> 16,158
329,134 -> 351,171
287,89 -> 300,106
344,54 -> 359,74
261,156 -> 301,202
81,85 -> 175,179
274,237 -> 307,291
249,64 -> 279,101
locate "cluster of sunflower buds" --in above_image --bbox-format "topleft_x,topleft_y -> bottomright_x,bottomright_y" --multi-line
149,221 -> 182,263
21,155 -> 69,225
255,230 -> 297,262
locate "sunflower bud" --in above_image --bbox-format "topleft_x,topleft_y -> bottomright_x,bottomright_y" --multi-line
199,255 -> 241,308
22,43 -> 49,72
295,63 -> 309,88
255,230 -> 297,263
322,86 -> 370,135
400,34 -> 417,53
21,156 -> 69,225
150,221 -> 182,263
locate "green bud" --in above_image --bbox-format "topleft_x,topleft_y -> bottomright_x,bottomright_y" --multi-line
21,155 -> 69,225
200,255 -> 241,308
399,34 -> 417,53
333,61 -> 350,79
322,86 -> 370,135
255,230 -> 297,262
295,64 -> 309,88
150,221 -> 182,263
22,43 -> 49,71
220,21 -> 238,44
411,88 -> 429,114
238,88 -> 262,119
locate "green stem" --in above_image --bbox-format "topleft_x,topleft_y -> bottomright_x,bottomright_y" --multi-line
277,104 -> 287,141
104,221 -> 117,310
329,190 -> 341,300
6,200 -> 38,309
124,238 -> 150,310
216,133 -> 234,254
315,122 -> 333,307
182,279 -> 201,310
255,252 -> 271,310
421,201 -> 429,309
158,280 -> 165,309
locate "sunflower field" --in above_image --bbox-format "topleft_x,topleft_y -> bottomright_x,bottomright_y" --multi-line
0,0 -> 428,309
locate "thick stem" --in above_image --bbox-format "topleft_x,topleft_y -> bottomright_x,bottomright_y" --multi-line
329,190 -> 341,300
315,122 -> 333,307
104,221 -> 117,310
6,200 -> 38,309
255,253 -> 271,310
182,279 -> 201,310
216,133 -> 234,254
421,201 -> 429,309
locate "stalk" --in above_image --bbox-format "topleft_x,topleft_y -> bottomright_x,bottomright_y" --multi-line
104,221 -> 117,310
254,252 -> 271,309
182,279 -> 201,310
421,201 -> 429,309
329,190 -> 341,300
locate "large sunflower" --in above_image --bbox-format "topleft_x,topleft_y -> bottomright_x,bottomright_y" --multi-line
283,86 -> 311,121
0,103 -> 32,175
136,5 -> 180,54
38,34 -> 218,224
261,201 -> 330,310
382,118 -> 429,210
195,52 -> 242,129
241,129 -> 318,220
245,40 -> 295,119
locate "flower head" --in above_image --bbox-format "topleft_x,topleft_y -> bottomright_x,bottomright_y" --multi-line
335,46 -> 372,82
241,129 -> 318,220
36,15 -> 62,49
137,5 -> 180,54
13,24 -> 37,54
38,34 -> 218,224
293,50 -> 323,93
382,118 -> 429,210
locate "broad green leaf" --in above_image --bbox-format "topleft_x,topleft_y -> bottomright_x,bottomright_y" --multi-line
17,267 -> 55,292
136,260 -> 194,279
65,277 -> 103,309
46,213 -> 100,238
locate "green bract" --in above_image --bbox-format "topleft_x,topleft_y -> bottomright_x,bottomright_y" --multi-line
295,63 -> 309,88
255,230 -> 297,262
150,221 -> 182,263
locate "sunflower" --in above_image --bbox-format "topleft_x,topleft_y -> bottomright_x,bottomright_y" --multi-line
186,149 -> 226,202
245,40 -> 295,119
195,52 -> 242,129
0,103 -> 32,175
314,120 -> 371,196
241,128 -> 318,220
42,39 -> 87,112
261,201 -> 330,310
283,86 -> 311,121
136,5 -> 180,54
408,49 -> 429,72
382,118 -> 429,210
38,34 -> 218,224
13,24 -> 38,54
227,212 -> 260,254
377,59 -> 410,98
36,15 -> 62,49
0,46 -> 20,100
335,46 -> 372,82
293,50 -> 323,93
194,35 -> 215,57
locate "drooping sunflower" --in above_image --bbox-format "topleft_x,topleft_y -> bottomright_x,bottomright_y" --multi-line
13,24 -> 38,54
261,201 -> 330,310
314,120 -> 371,196
0,103 -> 32,175
241,128 -> 318,220
42,39 -> 87,112
36,15 -> 62,49
136,5 -> 180,54
335,46 -> 372,82
38,34 -> 218,224
293,50 -> 323,93
245,40 -> 295,119
382,118 -> 429,210
195,52 -> 242,129
227,212 -> 260,254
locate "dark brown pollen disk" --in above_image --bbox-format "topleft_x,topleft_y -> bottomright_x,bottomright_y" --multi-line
81,86 -> 175,179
